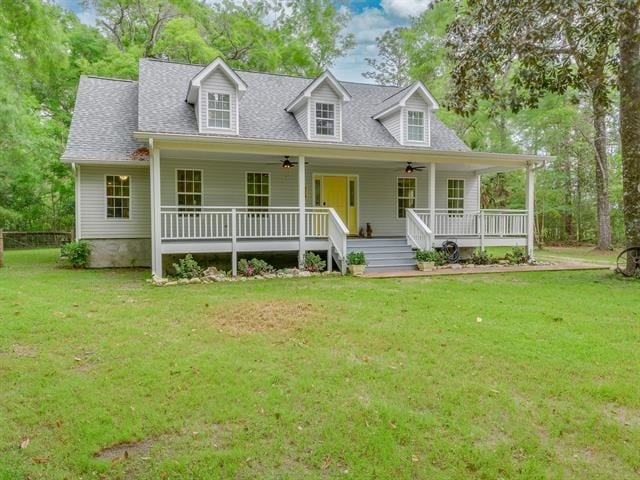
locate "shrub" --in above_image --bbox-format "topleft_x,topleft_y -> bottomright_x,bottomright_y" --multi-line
347,251 -> 366,265
416,249 -> 442,263
505,247 -> 528,265
173,254 -> 203,279
61,240 -> 91,268
238,258 -> 274,277
303,252 -> 326,272
471,249 -> 496,265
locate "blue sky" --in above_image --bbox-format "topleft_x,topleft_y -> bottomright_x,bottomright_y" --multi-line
54,0 -> 431,82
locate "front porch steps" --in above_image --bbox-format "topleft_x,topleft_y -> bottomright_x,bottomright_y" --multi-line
347,237 -> 417,273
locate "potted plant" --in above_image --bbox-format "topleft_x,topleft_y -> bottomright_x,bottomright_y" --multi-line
415,249 -> 441,271
347,251 -> 366,276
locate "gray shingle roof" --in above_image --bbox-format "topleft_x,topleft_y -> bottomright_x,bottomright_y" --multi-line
64,59 -> 470,162
62,76 -> 146,162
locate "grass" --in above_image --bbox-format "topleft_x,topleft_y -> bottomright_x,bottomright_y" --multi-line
485,246 -> 620,266
1,249 -> 639,479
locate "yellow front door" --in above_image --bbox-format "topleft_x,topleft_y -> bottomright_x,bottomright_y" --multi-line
321,175 -> 357,233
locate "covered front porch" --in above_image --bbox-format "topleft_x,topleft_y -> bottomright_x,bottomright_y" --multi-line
145,135 -> 538,276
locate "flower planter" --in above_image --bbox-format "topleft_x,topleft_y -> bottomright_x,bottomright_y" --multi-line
348,264 -> 366,276
417,261 -> 435,272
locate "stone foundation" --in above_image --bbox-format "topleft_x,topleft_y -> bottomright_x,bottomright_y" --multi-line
87,238 -> 151,268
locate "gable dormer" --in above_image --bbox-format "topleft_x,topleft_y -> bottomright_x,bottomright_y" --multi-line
372,81 -> 439,147
285,71 -> 352,142
186,57 -> 247,135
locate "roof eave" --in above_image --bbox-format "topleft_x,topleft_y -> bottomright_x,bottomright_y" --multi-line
133,130 -> 552,168
285,70 -> 352,112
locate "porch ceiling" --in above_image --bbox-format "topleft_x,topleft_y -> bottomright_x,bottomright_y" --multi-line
144,132 -> 550,171
159,149 -> 524,173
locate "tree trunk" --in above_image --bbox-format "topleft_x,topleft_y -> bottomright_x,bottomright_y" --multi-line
618,0 -> 640,274
592,92 -> 612,250
563,157 -> 574,241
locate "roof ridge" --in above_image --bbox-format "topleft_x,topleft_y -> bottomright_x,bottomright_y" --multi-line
379,83 -> 413,103
140,57 -> 400,89
85,75 -> 137,83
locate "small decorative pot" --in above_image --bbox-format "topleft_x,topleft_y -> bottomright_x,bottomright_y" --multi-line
417,261 -> 435,272
348,264 -> 366,276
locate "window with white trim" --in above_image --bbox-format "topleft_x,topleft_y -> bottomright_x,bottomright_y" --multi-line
177,169 -> 202,208
397,177 -> 416,218
207,92 -> 230,129
447,179 -> 465,213
407,110 -> 425,142
315,102 -> 335,136
106,175 -> 130,218
246,172 -> 270,208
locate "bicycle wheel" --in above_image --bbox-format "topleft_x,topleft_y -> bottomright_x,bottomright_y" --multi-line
616,247 -> 640,277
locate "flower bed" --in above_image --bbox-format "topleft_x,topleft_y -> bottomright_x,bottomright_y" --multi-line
151,266 -> 338,287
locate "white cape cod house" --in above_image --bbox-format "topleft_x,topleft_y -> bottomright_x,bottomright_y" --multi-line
62,57 -> 546,275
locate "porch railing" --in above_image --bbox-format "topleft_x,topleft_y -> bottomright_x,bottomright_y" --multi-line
327,208 -> 349,274
409,209 -> 528,238
405,209 -> 433,250
160,206 -> 330,241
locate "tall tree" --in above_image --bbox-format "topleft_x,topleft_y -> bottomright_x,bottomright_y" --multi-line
446,0 -> 616,250
87,0 -> 354,77
617,0 -> 640,274
363,28 -> 411,86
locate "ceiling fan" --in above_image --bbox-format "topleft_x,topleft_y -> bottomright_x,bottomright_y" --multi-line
403,162 -> 426,174
270,156 -> 307,169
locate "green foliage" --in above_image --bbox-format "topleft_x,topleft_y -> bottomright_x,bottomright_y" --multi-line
237,258 -> 274,277
61,240 -> 91,268
470,249 -> 497,265
0,0 -> 356,233
153,18 -> 219,64
173,254 -> 203,279
382,1 -> 626,246
505,247 -> 528,265
303,252 -> 326,272
415,249 -> 442,263
363,27 -> 410,86
346,251 -> 366,266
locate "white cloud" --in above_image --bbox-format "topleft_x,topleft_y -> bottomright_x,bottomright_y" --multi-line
380,0 -> 431,19
333,7 -> 400,83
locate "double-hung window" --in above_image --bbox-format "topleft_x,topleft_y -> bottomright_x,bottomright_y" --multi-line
246,172 -> 270,209
315,102 -> 335,136
407,110 -> 425,142
207,92 -> 230,129
397,177 -> 416,218
177,169 -> 202,211
447,179 -> 465,215
106,175 -> 130,219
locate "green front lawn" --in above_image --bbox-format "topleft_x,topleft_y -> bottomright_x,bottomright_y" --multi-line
1,249 -> 638,479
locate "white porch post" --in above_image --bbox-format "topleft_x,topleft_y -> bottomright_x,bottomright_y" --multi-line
150,143 -> 162,277
298,155 -> 306,268
429,162 -> 436,239
526,162 -> 535,259
477,173 -> 485,251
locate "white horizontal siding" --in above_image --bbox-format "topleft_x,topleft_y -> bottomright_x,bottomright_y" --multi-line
157,157 -> 477,237
403,92 -> 430,146
309,83 -> 342,142
380,112 -> 402,145
159,158 -> 297,207
435,171 -> 479,212
78,165 -> 150,239
199,70 -> 237,135
293,102 -> 309,137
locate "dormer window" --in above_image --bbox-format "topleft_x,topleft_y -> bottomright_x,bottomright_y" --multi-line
315,103 -> 335,136
208,92 -> 230,129
407,110 -> 425,142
